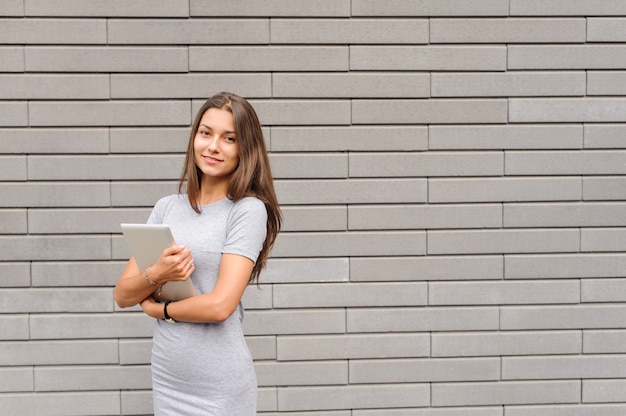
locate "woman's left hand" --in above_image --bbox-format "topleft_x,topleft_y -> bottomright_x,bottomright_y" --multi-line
140,296 -> 161,319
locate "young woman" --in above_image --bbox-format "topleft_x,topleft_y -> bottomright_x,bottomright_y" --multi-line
114,92 -> 281,415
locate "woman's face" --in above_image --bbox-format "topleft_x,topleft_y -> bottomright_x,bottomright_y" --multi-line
193,107 -> 240,181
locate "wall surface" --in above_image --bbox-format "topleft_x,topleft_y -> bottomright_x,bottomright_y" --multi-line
2,0 -> 626,415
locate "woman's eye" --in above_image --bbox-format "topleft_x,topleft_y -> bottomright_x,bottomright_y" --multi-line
225,137 -> 235,142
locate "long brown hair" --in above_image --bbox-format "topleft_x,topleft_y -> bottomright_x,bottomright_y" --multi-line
179,92 -> 282,283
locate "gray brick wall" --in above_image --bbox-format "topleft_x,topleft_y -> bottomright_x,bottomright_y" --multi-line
2,1 -> 626,415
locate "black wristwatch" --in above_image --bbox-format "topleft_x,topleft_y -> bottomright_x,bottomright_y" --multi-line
163,301 -> 176,323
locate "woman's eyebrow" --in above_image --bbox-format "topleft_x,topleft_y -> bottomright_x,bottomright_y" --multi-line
199,124 -> 236,135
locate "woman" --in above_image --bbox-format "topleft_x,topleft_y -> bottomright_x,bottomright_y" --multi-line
114,92 -> 281,415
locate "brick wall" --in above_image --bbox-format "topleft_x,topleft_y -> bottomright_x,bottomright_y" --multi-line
2,0 -> 626,414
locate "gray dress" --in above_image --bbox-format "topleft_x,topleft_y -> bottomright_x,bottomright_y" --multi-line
147,194 -> 267,416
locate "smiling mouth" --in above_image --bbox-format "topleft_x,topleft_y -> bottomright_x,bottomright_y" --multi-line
203,155 -> 223,163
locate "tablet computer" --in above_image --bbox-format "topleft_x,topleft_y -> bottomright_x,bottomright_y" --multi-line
120,223 -> 196,302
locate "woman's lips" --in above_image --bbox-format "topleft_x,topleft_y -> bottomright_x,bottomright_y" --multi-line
203,155 -> 222,164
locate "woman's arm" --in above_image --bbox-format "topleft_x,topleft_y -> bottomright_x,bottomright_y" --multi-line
114,244 -> 195,308
140,253 -> 254,323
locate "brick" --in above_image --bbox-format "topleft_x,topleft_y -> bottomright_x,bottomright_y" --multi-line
0,209 -> 26,234
351,357 -> 500,383
432,72 -> 585,97
584,124 -> 626,148
0,156 -> 26,181
432,331 -> 581,357
29,100 -> 190,127
584,380 -> 626,403
429,280 -> 580,306
35,365 -> 151,391
258,387 -> 278,412
511,0 -> 626,16
277,333 -> 429,361
256,361 -> 348,386
505,151 -> 626,175
505,254 -> 626,279
352,99 -> 507,124
108,18 -> 268,44
28,155 -> 184,181
0,340 -> 118,366
431,18 -> 585,43
270,126 -> 428,152
110,127 -> 187,153
582,228 -> 626,252
348,204 -> 502,230
0,128 -> 110,154
429,125 -> 583,150
584,177 -> 626,200
500,305 -> 626,330
275,179 -> 427,204
432,380 -> 580,406
271,18 -> 428,44
588,71 -> 626,96
243,309 -> 345,336
274,282 -> 427,308
347,307 -> 499,333
510,98 -> 626,123
0,236 -> 110,261
0,19 -> 106,44
503,355 -> 626,380
190,46 -> 348,71
251,99 -> 351,125
427,229 -> 580,255
25,46 -> 188,72
273,73 -> 429,98
0,182 -> 111,208
0,315 -> 29,340
0,263 -> 30,287
508,45 -> 626,70
0,102 -> 27,126
242,284 -> 273,310
0,47 -> 24,71
352,0 -> 509,16
0,368 -> 33,392
584,330 -> 626,353
0,0 -> 23,15
121,391 -> 152,416
30,313 -> 154,340
504,203 -> 626,228
350,256 -> 503,282
119,339 -> 151,365
351,46 -> 506,71
281,206 -> 347,231
110,181 -> 179,207
429,177 -> 582,203
263,258 -> 349,284
353,409 -> 503,416
0,288 -> 113,313
0,392 -> 120,416
25,0 -> 189,16
582,279 -> 626,303
111,73 -> 271,99
190,0 -> 350,16
506,404 -> 626,416
29,208 -> 149,234
350,151 -> 502,177
588,18 -> 626,42
270,154 -> 348,178
273,231 -> 426,257
277,383 -> 429,411
246,336 -> 276,360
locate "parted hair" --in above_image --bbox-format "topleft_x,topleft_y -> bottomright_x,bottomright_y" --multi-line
179,92 -> 282,283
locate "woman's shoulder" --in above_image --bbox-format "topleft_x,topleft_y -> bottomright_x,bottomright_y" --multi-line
232,196 -> 265,211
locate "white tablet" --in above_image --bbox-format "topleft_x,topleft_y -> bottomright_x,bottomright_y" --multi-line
120,223 -> 196,302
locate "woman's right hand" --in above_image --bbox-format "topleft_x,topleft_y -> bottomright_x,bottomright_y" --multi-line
149,244 -> 195,285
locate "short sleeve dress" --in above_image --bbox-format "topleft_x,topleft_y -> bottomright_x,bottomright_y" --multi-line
146,194 -> 267,416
